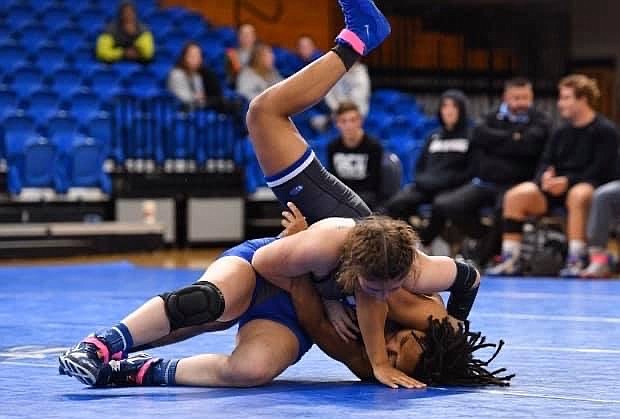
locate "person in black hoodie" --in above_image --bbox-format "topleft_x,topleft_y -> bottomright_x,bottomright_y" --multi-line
385,89 -> 472,246
488,74 -> 619,277
434,78 -> 551,259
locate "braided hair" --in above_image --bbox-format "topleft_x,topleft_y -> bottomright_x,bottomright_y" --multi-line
412,317 -> 515,387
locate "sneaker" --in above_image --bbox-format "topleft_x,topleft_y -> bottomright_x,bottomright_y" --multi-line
485,254 -> 522,276
58,336 -> 121,386
96,353 -> 162,387
581,253 -> 613,278
336,0 -> 391,55
559,254 -> 588,278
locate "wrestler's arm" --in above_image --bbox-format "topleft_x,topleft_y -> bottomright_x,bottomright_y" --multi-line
289,279 -> 374,380
412,252 -> 481,321
252,228 -> 342,293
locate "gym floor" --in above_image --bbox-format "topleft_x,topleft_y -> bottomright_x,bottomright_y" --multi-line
2,255 -> 619,418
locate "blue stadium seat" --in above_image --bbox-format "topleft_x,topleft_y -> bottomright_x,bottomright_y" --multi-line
364,111 -> 393,138
6,5 -> 35,31
150,60 -> 173,84
53,26 -> 88,51
61,134 -> 111,193
177,13 -> 207,38
87,113 -> 113,150
47,112 -> 80,138
10,66 -> 45,98
114,62 -> 142,80
212,26 -> 237,48
145,10 -> 174,32
385,136 -> 423,185
40,6 -> 72,32
371,89 -> 404,109
89,67 -> 122,101
382,115 -> 415,139
0,24 -> 17,43
161,30 -> 188,53
0,42 -> 28,75
0,89 -> 18,119
7,135 -> 66,195
166,112 -> 196,160
3,112 -> 37,168
73,8 -> 105,33
16,24 -> 50,51
50,67 -> 84,100
126,69 -> 159,98
35,44 -> 69,76
68,90 -> 101,124
71,47 -> 97,67
133,0 -> 157,17
25,89 -> 61,125
195,111 -> 235,165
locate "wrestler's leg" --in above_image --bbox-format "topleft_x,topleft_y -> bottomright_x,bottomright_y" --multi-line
59,257 -> 257,385
174,319 -> 299,387
247,52 -> 348,176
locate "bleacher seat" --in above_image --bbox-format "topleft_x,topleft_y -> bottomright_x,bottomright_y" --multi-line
53,26 -> 88,51
18,24 -> 49,51
177,13 -> 207,38
0,89 -> 18,119
35,44 -> 69,76
10,66 -> 45,98
86,113 -> 114,158
6,5 -> 34,31
68,90 -> 101,124
89,67 -> 122,101
47,112 -> 80,138
25,90 -> 61,125
62,134 -> 111,194
7,135 -> 66,195
145,10 -> 174,32
385,136 -> 423,185
0,24 -> 16,43
126,70 -> 159,98
212,26 -> 237,48
0,42 -> 27,75
161,30 -> 189,53
51,67 -> 84,100
73,8 -> 105,34
40,6 -> 72,32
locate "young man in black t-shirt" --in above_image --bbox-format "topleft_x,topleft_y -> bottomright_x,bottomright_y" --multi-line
488,74 -> 620,277
327,102 -> 383,208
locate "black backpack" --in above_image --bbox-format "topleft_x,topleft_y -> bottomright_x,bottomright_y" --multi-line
519,221 -> 568,277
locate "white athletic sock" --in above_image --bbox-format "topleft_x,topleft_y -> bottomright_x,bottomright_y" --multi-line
501,240 -> 521,260
569,240 -> 586,257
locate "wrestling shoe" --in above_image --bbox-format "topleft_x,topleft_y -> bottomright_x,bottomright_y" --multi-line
581,253 -> 614,278
485,253 -> 522,276
58,336 -> 122,386
336,0 -> 391,56
96,353 -> 162,387
559,254 -> 588,278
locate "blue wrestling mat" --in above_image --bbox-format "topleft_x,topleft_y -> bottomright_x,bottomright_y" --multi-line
1,262 -> 619,418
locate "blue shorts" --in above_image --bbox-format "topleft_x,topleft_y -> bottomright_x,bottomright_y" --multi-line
219,238 -> 313,363
264,147 -> 371,224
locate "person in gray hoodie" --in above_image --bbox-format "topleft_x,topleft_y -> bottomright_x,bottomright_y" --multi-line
385,90 -> 472,246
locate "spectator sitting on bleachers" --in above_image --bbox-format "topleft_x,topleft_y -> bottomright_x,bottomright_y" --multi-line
325,62 -> 370,117
434,77 -> 551,264
581,179 -> 620,278
385,89 -> 472,247
327,102 -> 383,209
168,41 -> 225,111
487,74 -> 620,277
226,23 -> 257,85
236,43 -> 283,102
295,35 -> 322,70
96,1 -> 154,63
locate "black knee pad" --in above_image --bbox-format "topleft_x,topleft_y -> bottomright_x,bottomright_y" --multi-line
447,261 -> 480,321
160,281 -> 226,331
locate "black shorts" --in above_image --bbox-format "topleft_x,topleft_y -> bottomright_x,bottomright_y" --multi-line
265,148 -> 371,224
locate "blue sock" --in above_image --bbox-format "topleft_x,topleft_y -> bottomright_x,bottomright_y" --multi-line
146,359 -> 179,386
95,323 -> 134,355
